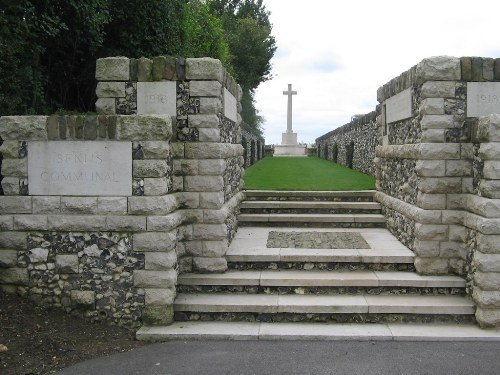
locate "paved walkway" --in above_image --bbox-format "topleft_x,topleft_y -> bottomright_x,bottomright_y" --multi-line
56,340 -> 500,375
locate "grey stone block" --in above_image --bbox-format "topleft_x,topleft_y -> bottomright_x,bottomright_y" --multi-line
476,114 -> 500,142
133,160 -> 170,178
137,57 -> 153,81
144,178 -> 170,196
0,141 -> 20,158
95,57 -> 130,81
134,269 -> 177,288
476,307 -> 500,328
419,177 -> 462,194
199,97 -> 223,113
446,160 -> 472,176
96,82 -> 126,98
415,160 -> 446,177
188,114 -> 220,128
192,224 -> 227,240
33,196 -> 60,214
1,177 -> 20,195
95,98 -> 116,115
146,212 -> 184,231
1,158 -> 27,177
184,176 -> 224,192
0,216 -> 14,230
0,267 -> 29,285
473,289 -> 500,308
0,116 -> 47,140
128,195 -> 178,215
414,224 -> 448,241
47,215 -> 106,231
0,196 -> 31,214
186,58 -> 224,82
133,231 -> 177,252
136,141 -> 170,159
0,250 -> 18,267
414,257 -> 449,275
55,254 -> 79,273
189,81 -> 223,97
145,252 -> 177,270
416,56 -> 461,84
116,115 -> 173,141
61,197 -> 97,214
477,233 -> 500,254
145,288 -> 175,306
199,192 -> 225,209
474,252 -> 500,272
97,197 -> 127,214
192,257 -> 227,273
0,232 -> 27,249
198,128 -> 220,142
13,215 -> 48,230
106,216 -> 146,231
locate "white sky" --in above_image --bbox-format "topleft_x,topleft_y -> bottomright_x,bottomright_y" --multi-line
254,0 -> 500,145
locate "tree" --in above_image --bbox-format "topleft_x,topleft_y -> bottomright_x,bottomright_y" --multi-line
206,0 -> 276,132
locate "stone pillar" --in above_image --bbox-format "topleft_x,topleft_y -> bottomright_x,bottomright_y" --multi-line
470,114 -> 500,327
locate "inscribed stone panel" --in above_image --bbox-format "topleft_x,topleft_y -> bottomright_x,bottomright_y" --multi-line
223,88 -> 238,122
467,82 -> 500,117
29,141 -> 132,196
137,82 -> 177,115
385,88 -> 412,124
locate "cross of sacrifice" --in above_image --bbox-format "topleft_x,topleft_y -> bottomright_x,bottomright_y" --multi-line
283,84 -> 297,133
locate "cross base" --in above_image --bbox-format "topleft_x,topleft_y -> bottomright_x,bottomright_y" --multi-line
281,132 -> 298,146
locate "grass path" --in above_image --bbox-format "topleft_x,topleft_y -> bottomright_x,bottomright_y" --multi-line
243,157 -> 375,191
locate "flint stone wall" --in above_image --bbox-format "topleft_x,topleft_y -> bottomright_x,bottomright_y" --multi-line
0,57 -> 244,328
241,122 -> 265,168
316,112 -> 378,176
375,56 -> 500,328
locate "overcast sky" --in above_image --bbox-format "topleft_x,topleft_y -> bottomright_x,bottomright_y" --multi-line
254,0 -> 500,145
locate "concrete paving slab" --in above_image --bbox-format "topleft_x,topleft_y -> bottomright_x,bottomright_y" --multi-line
226,248 -> 281,262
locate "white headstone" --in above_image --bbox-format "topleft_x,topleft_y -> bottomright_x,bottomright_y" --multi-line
467,82 -> 500,117
385,88 -> 412,123
28,141 -> 132,196
137,82 -> 177,115
223,88 -> 237,122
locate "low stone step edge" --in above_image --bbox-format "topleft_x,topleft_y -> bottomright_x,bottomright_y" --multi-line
136,322 -> 500,342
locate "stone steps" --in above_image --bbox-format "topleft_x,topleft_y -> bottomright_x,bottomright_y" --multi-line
240,201 -> 382,215
244,190 -> 376,202
238,213 -> 386,227
137,322 -> 500,341
173,293 -> 475,324
177,270 -> 466,295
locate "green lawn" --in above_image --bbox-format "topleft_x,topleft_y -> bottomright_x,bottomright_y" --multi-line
243,157 -> 375,191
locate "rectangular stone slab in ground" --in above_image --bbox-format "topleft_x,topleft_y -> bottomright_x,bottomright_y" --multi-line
266,231 -> 370,249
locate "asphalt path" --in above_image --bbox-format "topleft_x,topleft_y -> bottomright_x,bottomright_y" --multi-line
56,340 -> 500,375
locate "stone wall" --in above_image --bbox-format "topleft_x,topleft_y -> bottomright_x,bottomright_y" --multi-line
316,112 -> 378,175
374,56 -> 500,327
240,122 -> 265,168
0,57 -> 244,328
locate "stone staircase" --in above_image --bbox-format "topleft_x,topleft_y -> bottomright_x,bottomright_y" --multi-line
238,190 -> 385,227
136,191 -> 498,341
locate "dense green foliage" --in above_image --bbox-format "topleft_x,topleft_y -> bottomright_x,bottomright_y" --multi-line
244,157 -> 376,191
0,0 -> 276,125
207,0 -> 276,134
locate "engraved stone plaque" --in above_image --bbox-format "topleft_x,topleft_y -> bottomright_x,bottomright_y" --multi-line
385,88 -> 412,123
223,88 -> 238,122
467,82 -> 500,117
29,141 -> 132,196
137,82 -> 177,115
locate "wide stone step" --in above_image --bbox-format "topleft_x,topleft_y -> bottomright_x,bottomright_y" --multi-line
240,201 -> 382,215
244,190 -> 376,202
174,293 -> 475,315
137,322 -> 500,341
178,270 -> 465,288
177,270 -> 466,295
238,213 -> 386,228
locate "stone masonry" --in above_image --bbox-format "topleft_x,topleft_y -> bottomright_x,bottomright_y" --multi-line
240,122 -> 265,168
0,57 -> 245,328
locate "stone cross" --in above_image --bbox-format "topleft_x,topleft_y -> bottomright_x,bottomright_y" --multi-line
283,84 -> 297,133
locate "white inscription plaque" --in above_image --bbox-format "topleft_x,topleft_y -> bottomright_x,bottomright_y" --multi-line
385,88 -> 412,124
137,81 -> 177,115
29,141 -> 132,196
223,88 -> 238,122
467,82 -> 500,117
